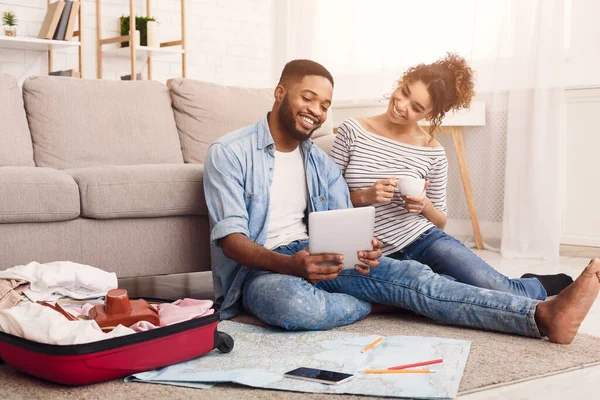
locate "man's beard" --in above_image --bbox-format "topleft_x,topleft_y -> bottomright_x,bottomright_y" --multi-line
277,96 -> 319,141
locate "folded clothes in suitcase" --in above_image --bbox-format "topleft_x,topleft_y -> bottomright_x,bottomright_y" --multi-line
0,306 -> 233,385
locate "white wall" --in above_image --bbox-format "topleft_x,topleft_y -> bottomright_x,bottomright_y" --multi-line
0,0 -> 275,87
562,1 -> 600,245
564,0 -> 600,88
562,88 -> 600,246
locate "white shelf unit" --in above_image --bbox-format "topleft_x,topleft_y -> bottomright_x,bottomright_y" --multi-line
0,36 -> 81,51
0,0 -> 85,77
102,45 -> 184,57
96,0 -> 187,80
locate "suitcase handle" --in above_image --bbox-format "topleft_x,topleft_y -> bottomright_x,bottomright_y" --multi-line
215,331 -> 234,354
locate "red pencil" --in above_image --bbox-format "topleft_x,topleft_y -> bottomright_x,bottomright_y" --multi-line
388,358 -> 443,370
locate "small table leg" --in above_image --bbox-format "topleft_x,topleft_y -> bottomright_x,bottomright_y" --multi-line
451,127 -> 484,250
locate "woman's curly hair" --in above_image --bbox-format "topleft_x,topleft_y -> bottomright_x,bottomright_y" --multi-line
400,53 -> 475,138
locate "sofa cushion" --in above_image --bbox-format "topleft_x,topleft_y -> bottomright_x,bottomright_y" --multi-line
0,74 -> 34,166
312,133 -> 336,155
0,167 -> 80,223
65,164 -> 207,219
23,76 -> 184,169
169,78 -> 334,164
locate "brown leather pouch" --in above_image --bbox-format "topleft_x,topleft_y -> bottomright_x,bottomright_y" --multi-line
37,301 -> 78,321
89,288 -> 160,331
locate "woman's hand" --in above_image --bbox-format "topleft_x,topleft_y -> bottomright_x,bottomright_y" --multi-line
402,181 -> 431,213
367,177 -> 397,204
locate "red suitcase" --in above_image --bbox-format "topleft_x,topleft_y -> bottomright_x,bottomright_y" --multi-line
0,308 -> 233,385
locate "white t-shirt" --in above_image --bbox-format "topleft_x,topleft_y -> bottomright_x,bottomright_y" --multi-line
264,146 -> 309,250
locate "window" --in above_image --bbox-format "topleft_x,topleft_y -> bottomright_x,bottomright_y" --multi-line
284,0 -> 570,100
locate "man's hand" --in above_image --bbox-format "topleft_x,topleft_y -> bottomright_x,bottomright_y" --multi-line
289,248 -> 344,284
355,238 -> 383,274
402,180 -> 430,213
367,177 -> 397,204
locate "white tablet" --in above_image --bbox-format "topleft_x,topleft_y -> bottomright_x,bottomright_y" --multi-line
308,207 -> 376,269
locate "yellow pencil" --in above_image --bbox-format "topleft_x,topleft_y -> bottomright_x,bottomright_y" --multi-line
363,369 -> 431,374
361,337 -> 383,353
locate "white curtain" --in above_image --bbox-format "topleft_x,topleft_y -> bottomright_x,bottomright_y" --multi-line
498,1 -> 565,260
283,0 -> 516,100
282,0 -> 566,260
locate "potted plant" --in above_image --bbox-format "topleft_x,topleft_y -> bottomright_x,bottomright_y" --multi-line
2,11 -> 17,37
120,16 -> 156,47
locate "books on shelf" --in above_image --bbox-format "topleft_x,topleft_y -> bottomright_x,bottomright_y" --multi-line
53,0 -> 72,40
38,1 -> 65,40
38,0 -> 80,41
49,69 -> 80,78
64,1 -> 80,41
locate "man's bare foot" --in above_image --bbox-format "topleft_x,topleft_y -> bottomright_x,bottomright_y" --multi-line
535,258 -> 600,344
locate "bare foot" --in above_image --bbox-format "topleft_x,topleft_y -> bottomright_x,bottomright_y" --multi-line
535,258 -> 600,344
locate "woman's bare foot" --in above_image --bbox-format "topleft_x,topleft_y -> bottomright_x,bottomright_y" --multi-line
535,258 -> 600,344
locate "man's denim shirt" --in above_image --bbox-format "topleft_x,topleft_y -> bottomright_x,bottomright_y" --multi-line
204,114 -> 352,319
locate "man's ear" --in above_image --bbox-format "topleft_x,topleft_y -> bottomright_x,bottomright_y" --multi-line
274,85 -> 285,103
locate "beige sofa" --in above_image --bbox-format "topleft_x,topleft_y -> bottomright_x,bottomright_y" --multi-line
0,74 -> 335,279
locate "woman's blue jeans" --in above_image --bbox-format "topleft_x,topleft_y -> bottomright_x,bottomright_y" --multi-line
388,227 -> 546,300
242,240 -> 542,338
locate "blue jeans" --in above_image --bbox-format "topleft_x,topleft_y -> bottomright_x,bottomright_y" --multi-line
388,228 -> 547,300
242,240 -> 542,338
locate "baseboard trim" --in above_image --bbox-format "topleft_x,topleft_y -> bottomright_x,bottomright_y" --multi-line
559,244 -> 600,258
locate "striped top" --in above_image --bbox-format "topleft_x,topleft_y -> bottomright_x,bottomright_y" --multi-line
331,118 -> 448,256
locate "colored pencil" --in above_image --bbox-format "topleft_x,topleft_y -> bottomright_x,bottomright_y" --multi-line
361,337 -> 383,353
363,369 -> 431,374
388,358 -> 443,370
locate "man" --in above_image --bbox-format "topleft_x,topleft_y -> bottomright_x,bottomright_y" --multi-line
204,59 -> 600,344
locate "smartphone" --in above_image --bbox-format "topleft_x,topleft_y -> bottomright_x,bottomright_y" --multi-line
283,367 -> 354,385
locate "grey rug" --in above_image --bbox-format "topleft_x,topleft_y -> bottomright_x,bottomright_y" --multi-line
1,312 -> 600,399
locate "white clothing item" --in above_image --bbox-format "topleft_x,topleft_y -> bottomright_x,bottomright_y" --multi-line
263,147 -> 309,250
0,302 -> 134,345
0,261 -> 118,302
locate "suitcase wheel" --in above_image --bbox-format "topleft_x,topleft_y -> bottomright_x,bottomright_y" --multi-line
216,331 -> 234,353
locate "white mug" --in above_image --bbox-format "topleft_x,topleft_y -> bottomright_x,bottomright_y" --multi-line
397,177 -> 425,197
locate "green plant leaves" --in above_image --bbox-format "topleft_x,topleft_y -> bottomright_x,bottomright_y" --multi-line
2,11 -> 17,27
120,15 -> 156,47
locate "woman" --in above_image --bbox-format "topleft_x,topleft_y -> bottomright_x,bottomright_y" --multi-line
330,53 -> 572,299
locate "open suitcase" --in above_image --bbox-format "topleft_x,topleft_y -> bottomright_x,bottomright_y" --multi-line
0,307 -> 233,385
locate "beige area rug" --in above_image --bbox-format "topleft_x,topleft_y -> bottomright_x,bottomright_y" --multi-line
1,312 -> 600,400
